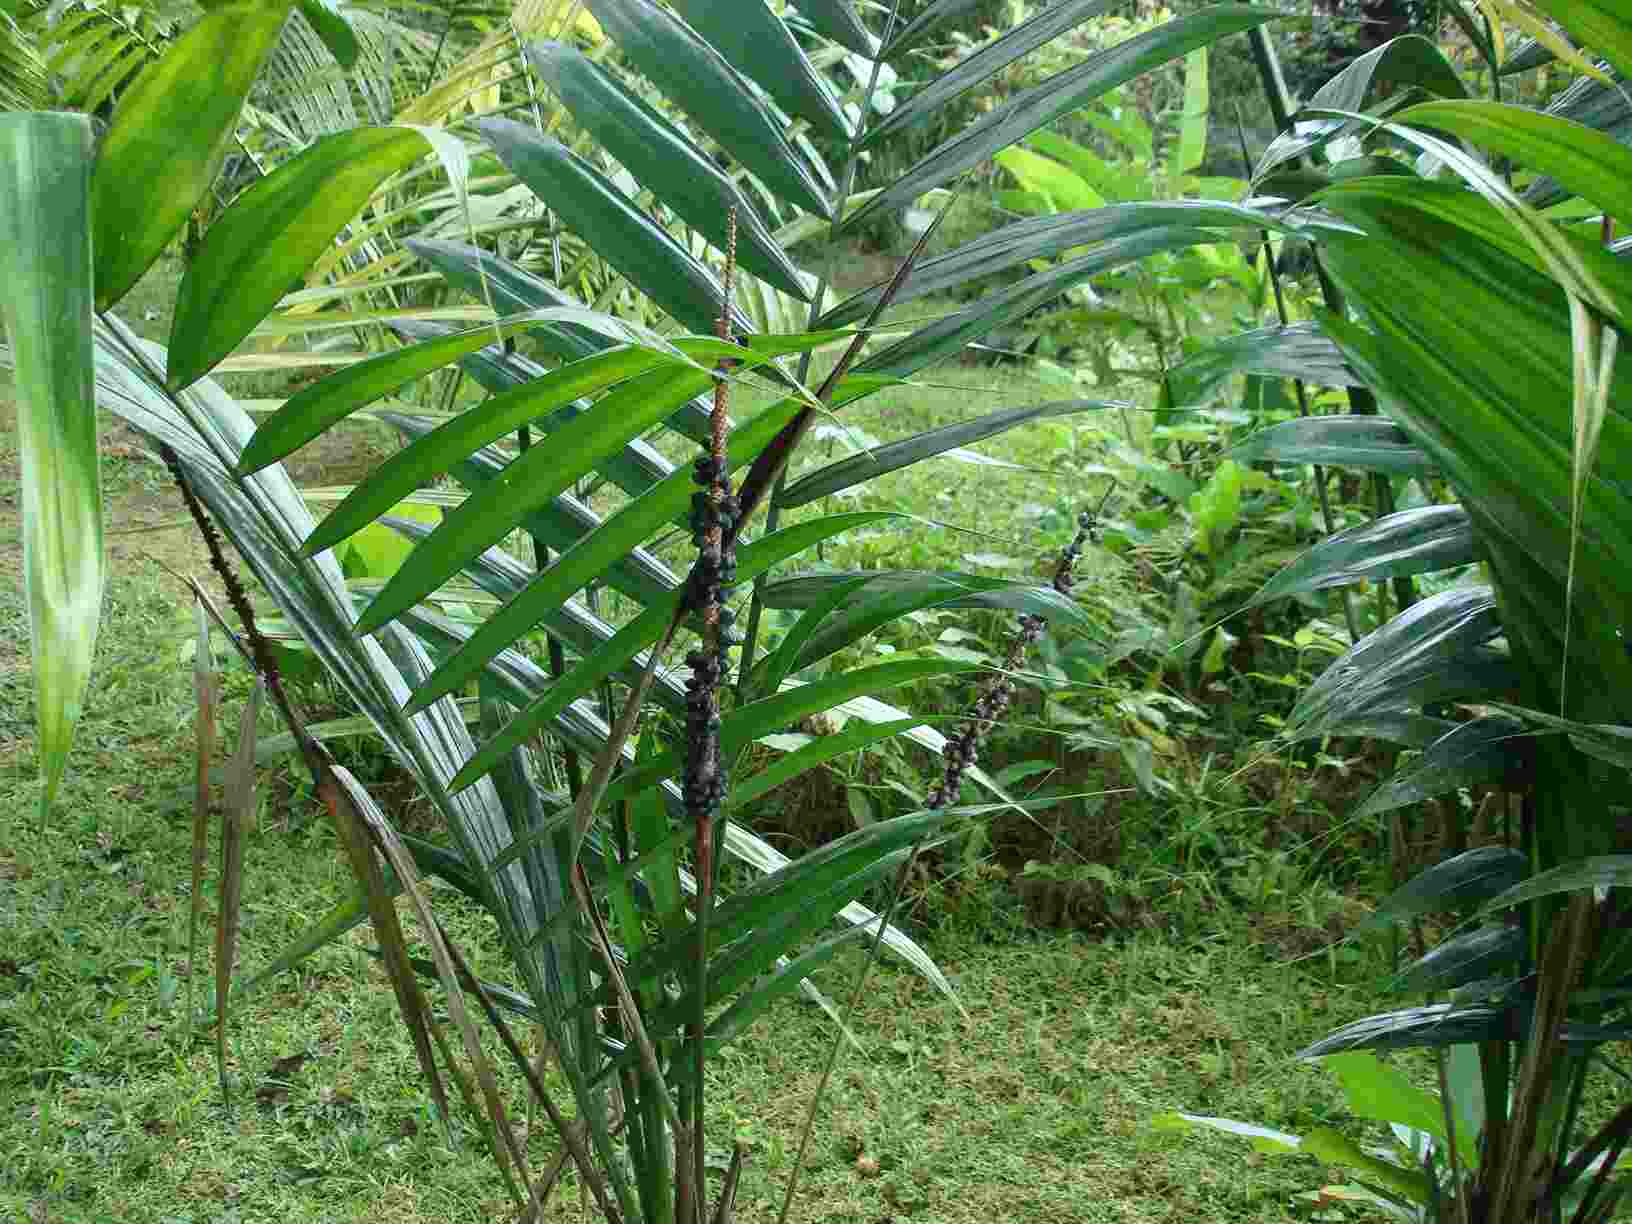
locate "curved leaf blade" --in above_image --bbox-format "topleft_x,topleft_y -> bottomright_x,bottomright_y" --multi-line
778,399 -> 1116,508
1229,416 -> 1436,474
476,117 -> 750,337
1247,505 -> 1477,609
92,0 -> 294,311
866,0 -> 1119,150
842,5 -> 1280,233
527,42 -> 811,298
665,1 -> 849,141
585,0 -> 832,217
1390,925 -> 1525,993
799,0 -> 876,56
1481,855 -> 1632,914
1355,715 -> 1529,818
1168,322 -> 1360,408
1369,846 -> 1530,929
169,127 -> 432,389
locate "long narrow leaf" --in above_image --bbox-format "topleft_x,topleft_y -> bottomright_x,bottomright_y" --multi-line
1245,506 -> 1477,609
1,113 -> 103,819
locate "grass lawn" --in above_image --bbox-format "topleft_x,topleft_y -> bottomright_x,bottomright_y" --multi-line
2,264 -> 1395,1223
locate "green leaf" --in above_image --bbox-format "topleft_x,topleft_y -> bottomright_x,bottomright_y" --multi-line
1481,855 -> 1632,914
1247,506 -> 1477,609
599,659 -> 975,808
857,230 -> 1220,378
584,0 -> 832,217
841,5 -> 1280,234
1325,1049 -> 1466,1162
727,718 -> 924,812
1300,1126 -> 1434,1205
1300,1005 -> 1516,1058
1529,0 -> 1632,79
474,118 -> 749,337
242,312 -> 645,474
1175,47 -> 1209,173
821,201 -> 1303,326
751,574 -> 871,701
1287,588 -> 1515,741
1,114 -> 102,820
169,127 -> 432,389
1025,130 -> 1145,202
1403,99 -> 1632,225
798,0 -> 876,56
92,0 -> 294,311
399,396 -> 800,696
1356,716 -> 1528,818
1390,924 -> 1524,994
1228,416 -> 1434,475
527,42 -> 811,298
754,570 -> 1087,680
1168,323 -> 1360,409
778,399 -> 1116,507
994,146 -> 1106,211
1369,846 -> 1530,929
863,0 -> 1120,151
1151,1112 -> 1303,1154
296,0 -> 358,67
443,512 -> 903,791
664,1 -> 849,141
1256,34 -> 1467,181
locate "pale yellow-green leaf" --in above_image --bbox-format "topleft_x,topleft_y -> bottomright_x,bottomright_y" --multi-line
0,113 -> 104,821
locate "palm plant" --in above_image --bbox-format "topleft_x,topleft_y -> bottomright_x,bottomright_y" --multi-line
4,0 -> 1309,1218
1148,7 -> 1632,1219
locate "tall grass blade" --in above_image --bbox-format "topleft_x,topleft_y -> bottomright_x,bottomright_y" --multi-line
188,599 -> 217,1031
0,113 -> 103,822
215,682 -> 258,1099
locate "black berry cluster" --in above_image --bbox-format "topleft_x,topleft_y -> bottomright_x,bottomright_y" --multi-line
926,510 -> 1098,811
682,455 -> 739,825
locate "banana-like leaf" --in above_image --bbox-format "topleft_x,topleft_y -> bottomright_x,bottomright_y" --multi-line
584,0 -> 832,217
1355,715 -> 1529,818
1482,855 -> 1632,914
1401,99 -> 1632,224
664,1 -> 849,141
778,399 -> 1117,508
1167,322 -> 1360,408
1288,588 -> 1514,741
1390,924 -> 1525,993
475,118 -> 752,338
842,4 -> 1279,233
1150,1112 -> 1302,1154
400,397 -> 801,704
858,229 -> 1220,378
1,114 -> 102,820
800,0 -> 876,56
1255,34 -> 1467,182
1532,0 -> 1632,79
1316,178 -> 1632,721
1522,68 -> 1632,211
1368,846 -> 1530,929
92,0 -> 293,310
1246,506 -> 1477,609
444,512 -> 904,792
821,201 -> 1309,326
994,146 -> 1106,210
862,0 -> 1120,150
1228,416 -> 1435,474
527,42 -> 810,297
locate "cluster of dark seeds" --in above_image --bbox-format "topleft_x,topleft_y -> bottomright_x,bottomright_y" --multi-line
682,454 -> 739,825
927,510 -> 1097,811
